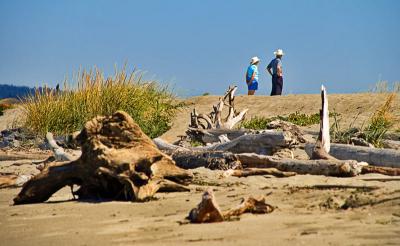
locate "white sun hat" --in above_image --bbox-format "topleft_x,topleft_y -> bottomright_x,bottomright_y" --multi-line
250,56 -> 260,64
274,49 -> 284,56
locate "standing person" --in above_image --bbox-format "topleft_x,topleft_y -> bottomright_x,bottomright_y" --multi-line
267,49 -> 284,96
246,57 -> 260,95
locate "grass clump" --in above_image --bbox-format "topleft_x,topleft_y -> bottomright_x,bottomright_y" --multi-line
331,94 -> 396,147
21,67 -> 184,138
240,111 -> 334,129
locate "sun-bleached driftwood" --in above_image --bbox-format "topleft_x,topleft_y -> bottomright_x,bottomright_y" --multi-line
236,153 -> 364,177
305,143 -> 400,168
14,111 -> 193,205
186,127 -> 251,144
188,189 -> 274,223
155,131 -> 297,155
46,132 -> 80,161
189,86 -> 248,130
311,85 -> 332,160
187,120 -> 307,145
382,139 -> 400,150
223,168 -> 296,178
152,140 -> 364,176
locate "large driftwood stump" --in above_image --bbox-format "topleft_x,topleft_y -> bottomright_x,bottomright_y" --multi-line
14,111 -> 193,205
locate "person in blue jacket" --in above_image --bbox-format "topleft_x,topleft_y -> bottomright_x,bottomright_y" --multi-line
246,56 -> 260,95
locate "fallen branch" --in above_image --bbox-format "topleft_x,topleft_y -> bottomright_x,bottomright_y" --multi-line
46,132 -> 80,161
223,168 -> 296,178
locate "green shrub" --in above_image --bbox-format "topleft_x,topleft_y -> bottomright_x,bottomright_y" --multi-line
240,111 -> 333,129
21,67 -> 184,138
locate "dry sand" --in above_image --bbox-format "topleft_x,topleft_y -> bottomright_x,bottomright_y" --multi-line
1,93 -> 400,246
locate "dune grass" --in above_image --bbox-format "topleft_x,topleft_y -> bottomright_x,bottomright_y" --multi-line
330,94 -> 396,147
240,111 -> 326,129
21,67 -> 184,138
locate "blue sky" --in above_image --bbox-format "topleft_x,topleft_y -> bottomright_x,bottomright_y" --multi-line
0,0 -> 399,96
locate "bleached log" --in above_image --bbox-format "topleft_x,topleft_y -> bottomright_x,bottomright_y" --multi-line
155,131 -> 297,155
236,153 -> 364,177
305,143 -> 400,168
46,132 -> 79,162
382,139 -> 400,150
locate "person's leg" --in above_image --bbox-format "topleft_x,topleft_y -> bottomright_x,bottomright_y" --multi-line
248,81 -> 257,95
276,77 -> 283,95
270,76 -> 277,96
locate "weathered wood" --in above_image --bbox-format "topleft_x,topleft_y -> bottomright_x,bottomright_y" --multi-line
0,152 -> 51,161
189,85 -> 248,130
188,189 -> 224,223
0,173 -> 32,189
223,196 -> 274,220
186,128 -> 251,144
188,189 -> 274,223
14,111 -> 193,205
305,143 -> 400,168
155,131 -> 297,155
223,168 -> 296,178
311,85 -> 333,160
46,132 -> 80,161
382,139 -> 400,150
236,153 -> 364,177
361,165 -> 400,176
170,150 -> 241,170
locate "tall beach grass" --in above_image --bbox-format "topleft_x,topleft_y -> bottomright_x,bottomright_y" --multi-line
22,67 -> 184,138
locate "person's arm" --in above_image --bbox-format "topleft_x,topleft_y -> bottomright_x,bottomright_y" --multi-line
266,63 -> 273,76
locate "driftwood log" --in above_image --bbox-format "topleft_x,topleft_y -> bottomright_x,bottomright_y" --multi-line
188,189 -> 274,223
155,131 -> 297,155
305,143 -> 400,168
186,119 -> 307,145
13,111 -> 193,205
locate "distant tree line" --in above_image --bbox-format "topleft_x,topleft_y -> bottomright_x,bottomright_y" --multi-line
0,84 -> 37,99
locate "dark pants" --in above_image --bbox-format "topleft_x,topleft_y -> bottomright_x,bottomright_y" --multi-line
271,75 -> 283,96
